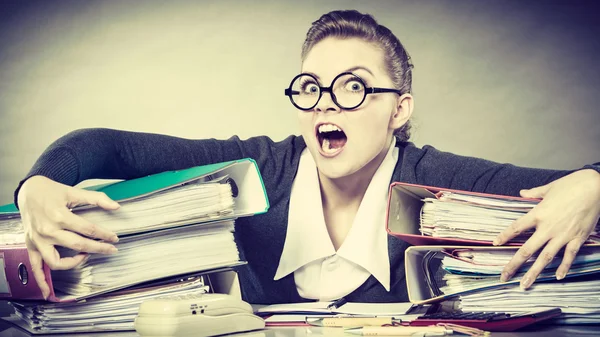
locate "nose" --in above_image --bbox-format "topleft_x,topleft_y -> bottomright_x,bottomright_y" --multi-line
314,90 -> 339,113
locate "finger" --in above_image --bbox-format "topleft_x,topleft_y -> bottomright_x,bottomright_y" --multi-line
95,191 -> 121,210
519,183 -> 551,199
555,237 -> 585,280
61,211 -> 119,243
67,189 -> 120,210
48,253 -> 88,271
500,231 -> 547,282
519,238 -> 566,290
25,243 -> 51,300
494,211 -> 537,246
36,238 -> 91,271
51,229 -> 118,255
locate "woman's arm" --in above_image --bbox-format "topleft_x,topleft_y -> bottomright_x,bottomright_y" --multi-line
403,144 -> 600,289
402,144 -> 600,195
15,127 -> 251,205
494,169 -> 600,289
16,127 -> 288,299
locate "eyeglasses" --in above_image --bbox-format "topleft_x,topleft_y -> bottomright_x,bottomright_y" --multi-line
284,72 -> 402,111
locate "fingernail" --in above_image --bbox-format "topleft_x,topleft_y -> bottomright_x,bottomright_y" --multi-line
493,238 -> 500,246
556,271 -> 566,280
520,276 -> 532,290
500,271 -> 509,282
109,246 -> 118,254
111,235 -> 119,243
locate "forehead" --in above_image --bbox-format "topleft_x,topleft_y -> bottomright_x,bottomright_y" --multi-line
302,37 -> 387,83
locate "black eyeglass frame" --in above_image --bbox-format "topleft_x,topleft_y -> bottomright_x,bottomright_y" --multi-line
283,72 -> 403,111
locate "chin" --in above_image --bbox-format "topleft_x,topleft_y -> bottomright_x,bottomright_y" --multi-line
313,155 -> 362,180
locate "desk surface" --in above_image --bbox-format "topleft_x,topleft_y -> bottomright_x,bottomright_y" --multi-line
0,321 -> 598,337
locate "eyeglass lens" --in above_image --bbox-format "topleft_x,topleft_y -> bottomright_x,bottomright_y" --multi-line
290,74 -> 366,110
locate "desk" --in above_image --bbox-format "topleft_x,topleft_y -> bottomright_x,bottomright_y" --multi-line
0,320 -> 598,337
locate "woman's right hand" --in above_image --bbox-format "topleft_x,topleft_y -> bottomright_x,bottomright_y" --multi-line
18,175 -> 121,299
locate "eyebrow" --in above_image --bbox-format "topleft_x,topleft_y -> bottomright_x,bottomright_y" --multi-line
345,66 -> 375,77
304,66 -> 375,82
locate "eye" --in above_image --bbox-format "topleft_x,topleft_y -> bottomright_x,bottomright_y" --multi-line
344,79 -> 364,92
300,80 -> 319,95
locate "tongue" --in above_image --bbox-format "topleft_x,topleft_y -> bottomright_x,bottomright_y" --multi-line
329,138 -> 346,149
322,137 -> 347,153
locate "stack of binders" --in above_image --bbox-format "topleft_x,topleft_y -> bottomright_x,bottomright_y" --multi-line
386,182 -> 600,325
0,158 -> 269,333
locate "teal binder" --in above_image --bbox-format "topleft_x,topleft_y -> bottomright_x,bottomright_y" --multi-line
0,158 -> 269,302
0,203 -> 18,215
1,158 -> 269,218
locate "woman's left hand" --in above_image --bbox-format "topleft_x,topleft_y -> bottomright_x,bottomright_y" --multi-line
493,169 -> 600,289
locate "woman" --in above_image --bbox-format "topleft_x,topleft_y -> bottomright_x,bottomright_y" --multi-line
17,10 -> 600,303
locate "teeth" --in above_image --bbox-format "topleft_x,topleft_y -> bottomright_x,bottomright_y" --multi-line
318,124 -> 341,133
321,139 -> 337,154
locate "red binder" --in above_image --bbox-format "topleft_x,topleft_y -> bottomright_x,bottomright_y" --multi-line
0,244 -> 52,301
0,242 -> 243,302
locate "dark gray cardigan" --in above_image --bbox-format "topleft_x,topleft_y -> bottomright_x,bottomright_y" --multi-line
15,128 -> 600,304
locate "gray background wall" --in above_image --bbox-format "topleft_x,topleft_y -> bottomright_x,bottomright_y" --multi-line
1,0 -> 599,204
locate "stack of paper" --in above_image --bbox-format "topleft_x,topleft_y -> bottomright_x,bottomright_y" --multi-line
0,218 -> 24,245
1,181 -> 241,302
254,301 -> 413,316
9,277 -> 210,334
1,159 -> 270,333
75,177 -> 235,235
420,192 -> 599,243
437,248 -> 600,295
420,192 -> 535,243
51,219 -> 240,299
0,177 -> 234,246
0,205 -> 24,245
459,279 -> 600,324
396,183 -> 600,325
254,302 -> 415,327
416,247 -> 600,324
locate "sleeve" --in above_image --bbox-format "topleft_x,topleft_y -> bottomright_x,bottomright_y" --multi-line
13,128 -> 285,207
401,144 -> 600,197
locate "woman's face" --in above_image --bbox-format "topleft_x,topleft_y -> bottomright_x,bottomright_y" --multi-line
298,37 -> 406,180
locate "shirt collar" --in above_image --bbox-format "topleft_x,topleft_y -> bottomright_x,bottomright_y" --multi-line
275,139 -> 399,291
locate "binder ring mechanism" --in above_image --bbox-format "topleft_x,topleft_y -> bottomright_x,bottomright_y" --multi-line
205,174 -> 238,198
223,177 -> 239,198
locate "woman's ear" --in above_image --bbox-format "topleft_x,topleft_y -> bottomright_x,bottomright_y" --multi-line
389,93 -> 414,130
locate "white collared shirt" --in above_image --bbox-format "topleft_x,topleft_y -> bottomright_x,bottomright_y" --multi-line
274,139 -> 399,301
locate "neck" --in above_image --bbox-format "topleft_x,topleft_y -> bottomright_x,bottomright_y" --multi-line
319,137 -> 394,210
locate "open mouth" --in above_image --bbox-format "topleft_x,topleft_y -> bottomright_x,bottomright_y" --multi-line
316,123 -> 347,156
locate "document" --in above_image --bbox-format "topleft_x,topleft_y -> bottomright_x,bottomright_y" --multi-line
50,220 -> 242,300
385,182 -> 600,245
433,248 -> 600,295
254,301 -> 413,316
7,277 -> 210,334
421,192 -> 600,243
75,179 -> 235,235
404,245 -> 600,304
1,158 -> 269,302
459,278 -> 600,324
0,206 -> 24,245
